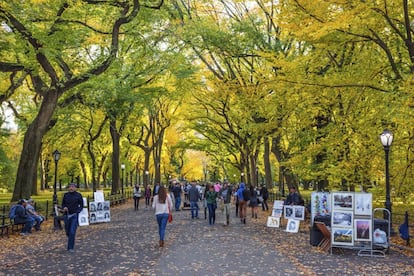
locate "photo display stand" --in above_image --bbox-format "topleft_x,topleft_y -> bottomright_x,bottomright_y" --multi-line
89,190 -> 111,224
266,200 -> 284,228
330,192 -> 385,257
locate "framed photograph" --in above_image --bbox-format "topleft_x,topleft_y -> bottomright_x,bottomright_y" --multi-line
89,202 -> 97,212
273,200 -> 284,209
90,212 -> 97,224
103,211 -> 111,222
78,208 -> 89,226
286,219 -> 300,233
271,208 -> 283,218
354,219 -> 372,241
355,193 -> 372,216
103,201 -> 110,211
311,192 -> 331,225
284,206 -> 294,219
332,228 -> 354,246
332,210 -> 353,227
294,206 -> 305,221
267,216 -> 280,228
332,192 -> 354,210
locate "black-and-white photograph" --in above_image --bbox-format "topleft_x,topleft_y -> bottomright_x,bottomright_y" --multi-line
332,211 -> 353,227
286,219 -> 300,233
294,206 -> 305,221
332,192 -> 354,210
284,206 -> 294,219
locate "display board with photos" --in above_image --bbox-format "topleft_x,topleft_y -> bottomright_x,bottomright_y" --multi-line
330,192 -> 373,248
266,200 -> 284,228
89,201 -> 111,223
284,205 -> 305,221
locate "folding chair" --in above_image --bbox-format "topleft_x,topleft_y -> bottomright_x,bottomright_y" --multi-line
315,221 -> 331,252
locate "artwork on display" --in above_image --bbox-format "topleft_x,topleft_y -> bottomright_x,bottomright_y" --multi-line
332,192 -> 354,210
354,219 -> 372,241
271,208 -> 283,218
294,206 -> 305,221
332,211 -> 353,227
267,216 -> 280,228
89,200 -> 111,224
311,192 -> 331,225
273,200 -> 284,209
332,228 -> 354,246
78,208 -> 89,226
354,193 -> 372,216
94,190 -> 105,202
286,219 -> 300,233
284,206 -> 294,219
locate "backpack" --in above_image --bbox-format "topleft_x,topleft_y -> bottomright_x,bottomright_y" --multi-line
9,205 -> 19,220
242,189 -> 250,201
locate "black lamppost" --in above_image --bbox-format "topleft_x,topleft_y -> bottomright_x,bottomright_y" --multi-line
52,150 -> 61,206
256,167 -> 259,186
121,163 -> 125,196
380,129 -> 394,234
241,172 -> 244,183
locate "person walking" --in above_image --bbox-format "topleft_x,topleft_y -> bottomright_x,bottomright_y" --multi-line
62,183 -> 83,253
188,182 -> 200,219
133,184 -> 142,211
144,185 -> 151,209
172,182 -> 182,211
205,185 -> 218,225
152,186 -> 173,248
249,186 -> 259,219
236,183 -> 249,224
260,185 -> 269,211
233,184 -> 239,217
219,182 -> 232,226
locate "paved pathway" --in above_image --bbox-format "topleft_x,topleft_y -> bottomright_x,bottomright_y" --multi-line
0,200 -> 412,275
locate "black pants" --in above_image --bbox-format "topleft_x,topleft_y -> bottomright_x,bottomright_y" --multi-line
262,199 -> 269,211
134,196 -> 140,210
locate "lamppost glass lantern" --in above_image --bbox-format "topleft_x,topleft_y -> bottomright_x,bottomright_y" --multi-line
145,170 -> 149,186
52,150 -> 61,206
121,164 -> 125,196
241,172 -> 244,183
380,129 -> 394,235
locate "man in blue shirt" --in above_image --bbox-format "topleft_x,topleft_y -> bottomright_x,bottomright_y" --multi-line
62,183 -> 83,253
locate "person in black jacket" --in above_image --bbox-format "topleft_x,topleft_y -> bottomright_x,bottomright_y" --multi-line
260,186 -> 269,211
14,199 -> 34,235
62,183 -> 83,252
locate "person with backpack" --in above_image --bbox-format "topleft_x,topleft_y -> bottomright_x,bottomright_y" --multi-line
236,183 -> 249,224
11,199 -> 34,236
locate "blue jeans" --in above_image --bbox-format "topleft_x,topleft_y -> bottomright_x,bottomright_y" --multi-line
33,215 -> 44,230
156,213 -> 169,241
175,196 -> 181,211
18,217 -> 34,233
64,214 -> 79,250
190,201 -> 199,218
207,203 -> 217,225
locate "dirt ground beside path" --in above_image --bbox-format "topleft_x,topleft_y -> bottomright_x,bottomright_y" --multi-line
0,200 -> 412,275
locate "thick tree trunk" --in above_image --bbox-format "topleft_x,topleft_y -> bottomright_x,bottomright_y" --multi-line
12,92 -> 58,202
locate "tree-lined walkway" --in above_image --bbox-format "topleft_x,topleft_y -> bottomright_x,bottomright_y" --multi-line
0,201 -> 412,275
